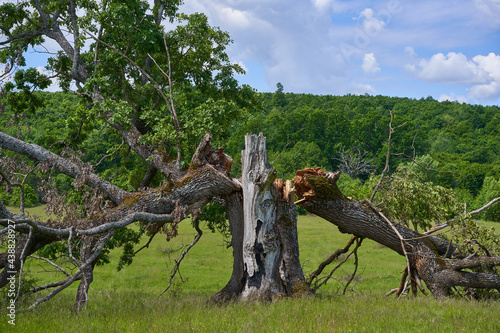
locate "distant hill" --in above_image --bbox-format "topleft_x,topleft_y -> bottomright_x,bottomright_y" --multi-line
2,91 -> 499,220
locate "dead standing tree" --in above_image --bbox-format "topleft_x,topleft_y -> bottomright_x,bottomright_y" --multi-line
212,134 -> 308,302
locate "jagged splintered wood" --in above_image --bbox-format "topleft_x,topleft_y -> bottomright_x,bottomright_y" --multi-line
239,134 -> 308,300
241,134 -> 281,298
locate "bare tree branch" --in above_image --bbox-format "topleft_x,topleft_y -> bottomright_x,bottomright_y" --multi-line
1,212 -> 175,237
470,197 -> 500,216
159,220 -> 203,296
0,131 -> 129,206
29,255 -> 71,278
370,110 -> 407,202
26,230 -> 114,311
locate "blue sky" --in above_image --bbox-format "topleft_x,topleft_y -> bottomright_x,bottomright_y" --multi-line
10,0 -> 500,106
177,0 -> 500,106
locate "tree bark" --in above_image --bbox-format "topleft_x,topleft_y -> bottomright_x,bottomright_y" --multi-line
0,133 -> 241,308
293,167 -> 500,298
210,192 -> 245,303
236,134 -> 308,300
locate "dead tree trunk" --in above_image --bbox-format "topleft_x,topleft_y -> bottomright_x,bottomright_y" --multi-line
293,168 -> 500,298
213,134 -> 309,301
240,133 -> 283,299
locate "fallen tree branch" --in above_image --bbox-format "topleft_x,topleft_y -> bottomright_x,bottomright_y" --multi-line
29,255 -> 71,277
470,197 -> 500,216
25,230 -> 114,311
159,220 -> 203,296
0,131 -> 128,206
0,212 -> 175,237
342,237 -> 363,295
307,235 -> 357,285
445,256 -> 500,270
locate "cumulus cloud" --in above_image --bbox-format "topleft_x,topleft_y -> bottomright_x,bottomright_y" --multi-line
356,8 -> 386,37
469,53 -> 500,100
416,52 -> 485,84
213,5 -> 252,29
351,82 -> 376,95
438,93 -> 467,103
362,53 -> 380,74
410,52 -> 500,101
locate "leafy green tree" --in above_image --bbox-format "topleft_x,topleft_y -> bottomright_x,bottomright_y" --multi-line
271,141 -> 327,180
271,82 -> 287,108
474,177 -> 500,222
0,0 -> 257,310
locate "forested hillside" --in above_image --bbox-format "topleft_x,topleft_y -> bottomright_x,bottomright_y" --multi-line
1,90 -> 499,220
226,90 -> 500,221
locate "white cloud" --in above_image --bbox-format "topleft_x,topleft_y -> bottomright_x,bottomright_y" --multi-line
469,53 -> 500,100
411,52 -> 500,101
404,64 -> 416,73
438,93 -> 467,103
416,52 -> 487,84
356,8 -> 386,37
362,53 -> 380,74
215,5 -> 251,29
312,0 -> 331,10
351,82 -> 376,95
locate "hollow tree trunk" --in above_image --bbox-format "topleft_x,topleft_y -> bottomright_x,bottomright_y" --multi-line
293,168 -> 500,298
217,134 -> 308,301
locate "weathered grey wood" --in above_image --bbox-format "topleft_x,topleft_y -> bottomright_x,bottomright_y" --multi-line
240,134 -> 282,299
237,134 -> 309,300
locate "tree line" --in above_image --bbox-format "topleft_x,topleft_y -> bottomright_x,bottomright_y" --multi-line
225,88 -> 500,221
3,89 -> 498,221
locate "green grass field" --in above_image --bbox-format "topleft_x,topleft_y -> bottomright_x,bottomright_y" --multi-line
2,206 -> 500,332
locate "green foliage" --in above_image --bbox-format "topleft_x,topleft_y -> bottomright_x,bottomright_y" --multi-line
0,269 -> 38,307
2,68 -> 51,116
270,141 -> 328,180
474,176 -> 500,222
377,169 -> 462,232
194,201 -> 230,238
336,173 -> 374,200
0,184 -> 38,207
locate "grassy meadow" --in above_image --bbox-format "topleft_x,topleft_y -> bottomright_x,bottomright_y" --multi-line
2,205 -> 500,332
